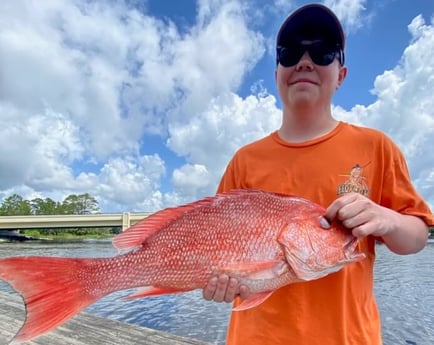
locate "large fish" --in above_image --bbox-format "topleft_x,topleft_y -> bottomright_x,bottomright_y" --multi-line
0,189 -> 365,343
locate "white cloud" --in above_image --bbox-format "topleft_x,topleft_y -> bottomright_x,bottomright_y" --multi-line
0,107 -> 82,189
94,155 -> 166,212
166,91 -> 281,204
165,164 -> 212,206
324,0 -> 368,32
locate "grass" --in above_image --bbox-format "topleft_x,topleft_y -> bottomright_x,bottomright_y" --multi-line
20,229 -> 117,241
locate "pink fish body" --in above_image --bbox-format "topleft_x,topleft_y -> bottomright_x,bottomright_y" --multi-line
0,189 -> 364,343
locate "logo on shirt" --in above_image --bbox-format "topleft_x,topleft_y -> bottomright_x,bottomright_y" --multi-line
337,163 -> 370,196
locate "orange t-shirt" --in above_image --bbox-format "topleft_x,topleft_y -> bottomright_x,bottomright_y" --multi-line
217,122 -> 434,345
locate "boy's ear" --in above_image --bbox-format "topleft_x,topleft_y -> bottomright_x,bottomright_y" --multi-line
337,65 -> 348,88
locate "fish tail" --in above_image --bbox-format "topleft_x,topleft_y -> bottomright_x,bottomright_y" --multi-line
0,256 -> 107,343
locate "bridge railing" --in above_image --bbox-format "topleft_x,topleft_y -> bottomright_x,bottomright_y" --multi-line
0,213 -> 150,232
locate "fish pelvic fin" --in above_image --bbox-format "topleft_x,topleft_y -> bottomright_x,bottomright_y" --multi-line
122,286 -> 188,300
232,291 -> 275,311
0,256 -> 106,343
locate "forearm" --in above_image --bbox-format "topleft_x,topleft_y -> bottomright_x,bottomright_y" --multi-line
382,213 -> 429,255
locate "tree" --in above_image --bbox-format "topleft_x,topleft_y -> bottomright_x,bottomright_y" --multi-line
0,194 -> 31,216
61,193 -> 100,214
0,193 -> 100,216
30,197 -> 61,215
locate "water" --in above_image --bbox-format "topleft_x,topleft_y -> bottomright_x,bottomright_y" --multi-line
0,240 -> 433,345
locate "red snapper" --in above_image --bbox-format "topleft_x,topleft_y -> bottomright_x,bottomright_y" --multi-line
0,189 -> 365,343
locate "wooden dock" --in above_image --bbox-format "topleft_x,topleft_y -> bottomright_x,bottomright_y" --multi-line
0,291 -> 212,345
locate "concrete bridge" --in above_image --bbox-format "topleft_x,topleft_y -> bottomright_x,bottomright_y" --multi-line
0,212 -> 151,234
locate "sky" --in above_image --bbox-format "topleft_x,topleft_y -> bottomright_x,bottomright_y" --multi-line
0,0 -> 433,213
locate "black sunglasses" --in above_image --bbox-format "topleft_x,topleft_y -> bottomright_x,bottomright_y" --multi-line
276,42 -> 344,67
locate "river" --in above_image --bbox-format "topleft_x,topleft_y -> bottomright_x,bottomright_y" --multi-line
0,240 -> 433,345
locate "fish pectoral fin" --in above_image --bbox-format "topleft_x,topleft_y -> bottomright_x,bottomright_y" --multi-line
218,259 -> 289,280
232,291 -> 275,311
122,286 -> 187,300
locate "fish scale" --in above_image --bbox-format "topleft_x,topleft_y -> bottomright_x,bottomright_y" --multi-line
0,189 -> 365,343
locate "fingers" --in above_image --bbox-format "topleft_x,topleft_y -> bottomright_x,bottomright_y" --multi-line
202,274 -> 239,303
325,193 -> 356,222
203,274 -> 251,303
325,193 -> 391,238
239,284 -> 251,300
351,224 -> 370,238
319,216 -> 331,229
202,276 -> 218,301
324,192 -> 366,223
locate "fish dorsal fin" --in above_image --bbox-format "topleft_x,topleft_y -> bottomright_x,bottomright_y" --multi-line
112,202 -> 202,250
112,193 -> 227,250
112,189 -> 289,251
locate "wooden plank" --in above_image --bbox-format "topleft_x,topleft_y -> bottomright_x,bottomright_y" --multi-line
0,292 -> 211,345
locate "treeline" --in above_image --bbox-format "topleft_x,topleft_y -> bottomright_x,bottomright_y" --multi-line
0,193 -> 99,216
0,193 -> 119,237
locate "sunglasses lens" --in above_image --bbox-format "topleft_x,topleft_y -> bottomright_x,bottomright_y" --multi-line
277,43 -> 340,67
277,46 -> 304,67
309,45 -> 337,66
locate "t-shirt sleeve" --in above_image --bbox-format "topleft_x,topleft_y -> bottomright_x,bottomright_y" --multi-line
380,137 -> 434,226
217,156 -> 240,193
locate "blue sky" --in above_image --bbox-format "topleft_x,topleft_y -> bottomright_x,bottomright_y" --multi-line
0,0 -> 433,212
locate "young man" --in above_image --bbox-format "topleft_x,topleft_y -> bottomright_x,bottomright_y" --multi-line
203,4 -> 434,345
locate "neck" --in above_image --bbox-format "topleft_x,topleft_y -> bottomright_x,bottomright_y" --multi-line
278,106 -> 338,143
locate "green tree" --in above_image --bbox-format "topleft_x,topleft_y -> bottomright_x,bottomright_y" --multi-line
30,197 -> 61,215
0,193 -> 100,216
0,194 -> 31,215
61,193 -> 100,214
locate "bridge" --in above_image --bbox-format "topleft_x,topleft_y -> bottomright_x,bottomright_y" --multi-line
0,212 -> 151,232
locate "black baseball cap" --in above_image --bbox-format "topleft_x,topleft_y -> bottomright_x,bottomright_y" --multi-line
277,4 -> 345,50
